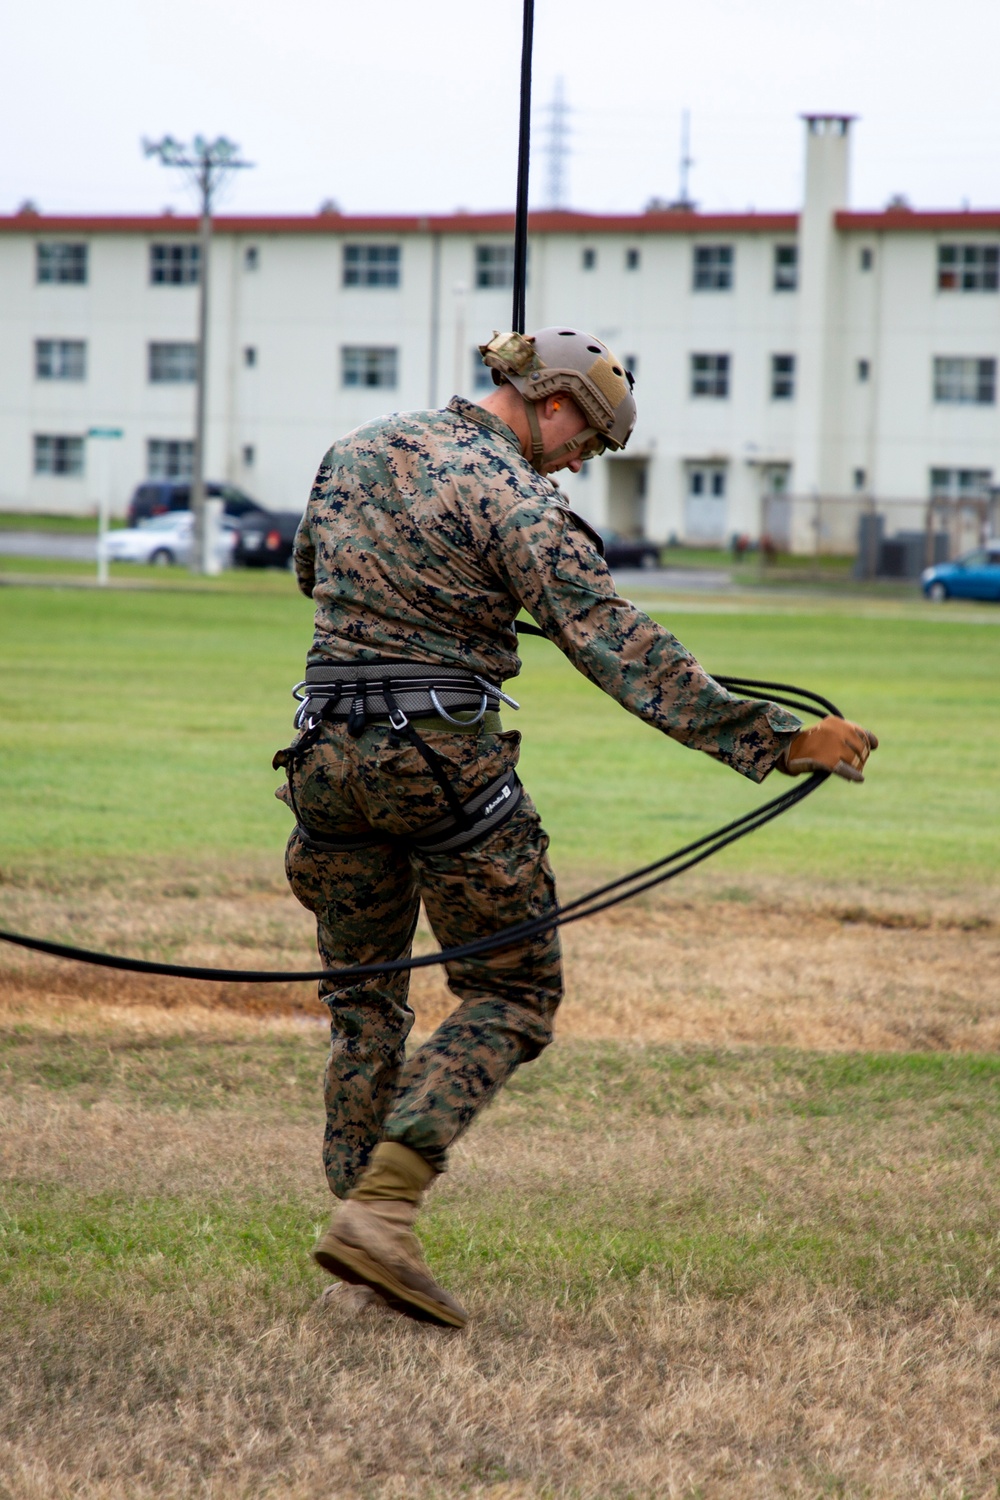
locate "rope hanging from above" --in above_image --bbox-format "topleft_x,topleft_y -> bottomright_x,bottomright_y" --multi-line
511,0 -> 535,333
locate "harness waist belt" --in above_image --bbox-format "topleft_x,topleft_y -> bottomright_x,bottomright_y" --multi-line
296,768 -> 524,856
294,660 -> 517,731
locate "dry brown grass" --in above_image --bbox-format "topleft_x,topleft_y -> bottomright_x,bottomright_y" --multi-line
3,868 -> 1000,1498
2,863 -> 997,1052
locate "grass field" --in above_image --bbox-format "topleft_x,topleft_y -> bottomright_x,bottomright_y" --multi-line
2,579 -> 999,1498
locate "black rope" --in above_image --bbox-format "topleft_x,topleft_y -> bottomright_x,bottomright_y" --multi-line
0,676 -> 835,987
511,0 -> 534,333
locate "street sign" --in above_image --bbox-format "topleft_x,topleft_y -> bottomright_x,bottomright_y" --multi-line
87,427 -> 124,439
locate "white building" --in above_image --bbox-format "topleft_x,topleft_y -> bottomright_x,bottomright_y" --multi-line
1,116 -> 998,551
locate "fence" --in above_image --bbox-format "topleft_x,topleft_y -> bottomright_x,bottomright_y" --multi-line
759,493 -> 1000,578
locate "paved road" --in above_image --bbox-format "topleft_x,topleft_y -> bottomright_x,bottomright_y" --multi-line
0,530 -> 98,561
610,566 -> 733,592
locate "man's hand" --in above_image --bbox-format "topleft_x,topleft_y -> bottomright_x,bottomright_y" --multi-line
780,716 -> 878,782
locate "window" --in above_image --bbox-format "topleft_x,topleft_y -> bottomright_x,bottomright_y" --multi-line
244,246 -> 259,271
150,243 -> 200,285
36,242 -> 87,284
582,247 -> 596,270
471,349 -> 494,392
689,467 -> 727,498
475,244 -> 516,289
937,244 -> 999,292
244,346 -> 257,368
625,247 -> 640,271
242,444 -> 255,466
773,245 -> 798,291
857,359 -> 870,383
148,342 -> 197,383
147,439 -> 194,479
690,353 -> 730,398
860,247 -> 874,272
930,467 -> 993,500
853,468 -> 867,491
35,339 -> 86,380
34,434 -> 84,476
343,244 -> 401,287
693,244 -> 733,290
771,354 -> 795,400
342,346 -> 398,388
933,357 -> 996,405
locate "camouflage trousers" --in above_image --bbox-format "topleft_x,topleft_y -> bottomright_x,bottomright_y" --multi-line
278,720 -> 562,1197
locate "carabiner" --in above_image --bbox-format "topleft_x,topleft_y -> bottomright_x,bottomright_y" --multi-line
473,675 -> 520,711
429,688 -> 488,726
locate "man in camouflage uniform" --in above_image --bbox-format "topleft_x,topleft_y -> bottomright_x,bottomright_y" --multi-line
279,327 -> 876,1328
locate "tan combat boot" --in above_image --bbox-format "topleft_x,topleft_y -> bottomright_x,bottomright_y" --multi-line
312,1142 -> 468,1329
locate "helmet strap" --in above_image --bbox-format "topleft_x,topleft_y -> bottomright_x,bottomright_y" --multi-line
522,397 -> 600,474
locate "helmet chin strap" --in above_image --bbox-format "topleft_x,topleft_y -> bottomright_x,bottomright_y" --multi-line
522,398 -> 599,474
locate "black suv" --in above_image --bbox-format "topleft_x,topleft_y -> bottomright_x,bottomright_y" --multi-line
126,480 -> 264,528
232,508 -> 302,569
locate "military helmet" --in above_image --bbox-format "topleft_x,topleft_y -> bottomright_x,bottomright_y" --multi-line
478,327 -> 637,470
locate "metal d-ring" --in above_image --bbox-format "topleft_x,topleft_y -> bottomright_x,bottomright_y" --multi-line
429,688 -> 488,725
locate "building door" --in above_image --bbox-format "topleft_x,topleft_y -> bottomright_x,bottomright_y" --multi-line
607,459 -> 648,538
684,465 -> 728,542
760,464 -> 792,549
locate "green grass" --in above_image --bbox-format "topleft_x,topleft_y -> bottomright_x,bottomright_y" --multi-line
3,1030 -> 999,1312
0,583 -> 996,887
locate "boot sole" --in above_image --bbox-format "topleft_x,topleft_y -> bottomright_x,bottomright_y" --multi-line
313,1236 -> 468,1329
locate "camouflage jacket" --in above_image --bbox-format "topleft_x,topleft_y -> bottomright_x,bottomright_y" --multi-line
294,396 -> 800,782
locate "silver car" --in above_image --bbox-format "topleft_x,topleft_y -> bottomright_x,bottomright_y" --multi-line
100,512 -> 236,568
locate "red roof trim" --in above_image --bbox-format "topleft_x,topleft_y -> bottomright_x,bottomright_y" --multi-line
0,209 -> 798,236
4,208 -> 998,236
837,210 -> 1000,232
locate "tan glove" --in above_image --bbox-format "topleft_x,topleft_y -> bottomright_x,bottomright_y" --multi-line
780,716 -> 878,782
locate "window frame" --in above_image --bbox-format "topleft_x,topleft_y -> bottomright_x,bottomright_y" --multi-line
35,338 -> 86,381
690,352 -> 731,398
148,341 -> 198,384
773,244 -> 798,292
149,242 -> 201,286
36,242 -> 88,285
474,243 -> 516,290
342,243 -> 401,288
933,356 -> 997,405
147,438 -> 195,480
770,353 -> 796,401
692,244 -> 734,292
33,433 -> 85,476
341,345 -> 399,389
937,243 -> 999,293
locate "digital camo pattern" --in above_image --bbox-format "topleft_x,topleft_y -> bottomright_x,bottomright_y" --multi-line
280,722 -> 560,1194
294,395 -> 802,783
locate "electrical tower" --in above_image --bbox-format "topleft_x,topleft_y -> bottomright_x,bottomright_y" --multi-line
673,109 -> 696,211
541,77 -> 572,209
143,135 -> 252,574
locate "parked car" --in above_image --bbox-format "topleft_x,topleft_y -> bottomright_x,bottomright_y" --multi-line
100,511 -> 237,568
921,543 -> 1000,602
599,531 -> 662,570
232,508 -> 302,569
126,479 -> 265,528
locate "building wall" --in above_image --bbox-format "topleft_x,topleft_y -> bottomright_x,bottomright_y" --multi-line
2,124 -> 998,545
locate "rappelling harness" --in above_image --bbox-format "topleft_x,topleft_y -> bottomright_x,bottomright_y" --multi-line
278,660 -> 525,856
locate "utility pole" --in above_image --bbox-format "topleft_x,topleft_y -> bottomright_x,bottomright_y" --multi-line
143,135 -> 251,573
541,77 -> 572,210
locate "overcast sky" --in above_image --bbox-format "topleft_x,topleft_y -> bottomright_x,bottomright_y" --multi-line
3,0 -> 997,220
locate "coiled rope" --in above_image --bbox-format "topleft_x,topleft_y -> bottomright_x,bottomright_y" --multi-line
0,670 -> 836,985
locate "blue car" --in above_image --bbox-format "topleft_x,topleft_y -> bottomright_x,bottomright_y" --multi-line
922,543 -> 1000,602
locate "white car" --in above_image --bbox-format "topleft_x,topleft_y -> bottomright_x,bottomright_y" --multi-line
100,511 -> 236,568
